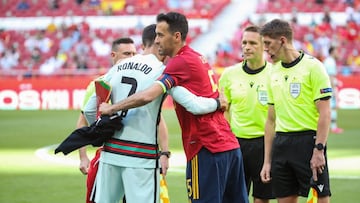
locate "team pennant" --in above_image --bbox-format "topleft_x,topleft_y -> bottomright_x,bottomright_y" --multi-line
94,80 -> 112,118
160,174 -> 170,203
307,177 -> 318,203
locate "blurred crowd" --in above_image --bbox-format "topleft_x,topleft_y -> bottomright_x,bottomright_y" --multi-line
0,18 -> 203,77
0,0 -> 226,77
0,21 -> 143,77
214,0 -> 360,76
1,0 -> 360,77
1,0 -> 227,18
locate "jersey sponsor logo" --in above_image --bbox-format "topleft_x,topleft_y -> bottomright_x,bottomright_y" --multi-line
320,88 -> 332,94
290,83 -> 301,98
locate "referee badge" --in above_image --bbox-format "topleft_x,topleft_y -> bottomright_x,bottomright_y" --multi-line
290,83 -> 301,98
257,90 -> 268,105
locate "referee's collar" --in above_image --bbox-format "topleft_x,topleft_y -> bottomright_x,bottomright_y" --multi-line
281,51 -> 304,68
242,60 -> 266,74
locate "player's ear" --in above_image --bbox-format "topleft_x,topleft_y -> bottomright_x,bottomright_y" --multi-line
174,31 -> 181,41
279,36 -> 286,45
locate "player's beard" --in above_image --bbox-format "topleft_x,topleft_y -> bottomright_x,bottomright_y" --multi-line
158,47 -> 165,56
159,48 -> 171,58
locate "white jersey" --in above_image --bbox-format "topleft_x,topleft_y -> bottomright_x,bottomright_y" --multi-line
83,54 -> 220,168
323,56 -> 337,76
101,54 -> 165,168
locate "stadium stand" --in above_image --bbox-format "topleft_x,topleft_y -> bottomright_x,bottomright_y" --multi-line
0,0 -> 229,77
256,0 -> 347,13
0,0 -> 230,18
1,0 -> 360,77
213,0 -> 360,76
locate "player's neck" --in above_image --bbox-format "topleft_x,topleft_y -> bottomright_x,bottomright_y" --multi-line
282,48 -> 300,64
246,58 -> 266,70
171,47 -> 181,57
171,43 -> 187,57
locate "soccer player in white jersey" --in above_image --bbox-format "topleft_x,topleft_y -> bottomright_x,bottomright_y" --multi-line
83,24 -> 222,203
77,37 -> 137,203
323,46 -> 343,134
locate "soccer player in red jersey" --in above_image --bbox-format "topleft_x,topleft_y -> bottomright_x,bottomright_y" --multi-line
99,12 -> 249,203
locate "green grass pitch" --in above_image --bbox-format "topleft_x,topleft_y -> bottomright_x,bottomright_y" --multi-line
0,109 -> 359,202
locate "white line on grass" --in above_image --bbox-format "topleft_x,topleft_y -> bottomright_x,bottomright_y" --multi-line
35,144 -> 79,166
35,144 -> 360,179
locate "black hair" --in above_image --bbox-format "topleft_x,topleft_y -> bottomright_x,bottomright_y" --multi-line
112,37 -> 134,51
142,24 -> 156,48
156,12 -> 188,42
328,46 -> 335,55
260,19 -> 293,41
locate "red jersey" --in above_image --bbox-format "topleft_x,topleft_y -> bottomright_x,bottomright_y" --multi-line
160,45 -> 239,161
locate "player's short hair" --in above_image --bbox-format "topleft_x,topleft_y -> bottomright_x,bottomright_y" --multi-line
112,37 -> 134,51
244,25 -> 260,33
328,46 -> 335,55
156,12 -> 188,42
260,19 -> 293,41
142,24 -> 156,48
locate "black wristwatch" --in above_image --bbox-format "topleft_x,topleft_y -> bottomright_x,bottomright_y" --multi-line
314,143 -> 325,150
160,151 -> 171,158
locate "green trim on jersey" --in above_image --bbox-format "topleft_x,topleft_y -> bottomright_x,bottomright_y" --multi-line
104,138 -> 158,159
267,53 -> 332,132
219,61 -> 271,139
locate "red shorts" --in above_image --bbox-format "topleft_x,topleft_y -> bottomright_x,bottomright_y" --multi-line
86,147 -> 102,203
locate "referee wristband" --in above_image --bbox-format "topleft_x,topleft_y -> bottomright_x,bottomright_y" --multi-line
159,151 -> 171,158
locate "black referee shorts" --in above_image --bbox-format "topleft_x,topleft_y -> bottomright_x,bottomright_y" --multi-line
271,131 -> 331,198
238,137 -> 275,199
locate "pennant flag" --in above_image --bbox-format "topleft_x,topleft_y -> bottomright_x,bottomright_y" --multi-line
160,174 -> 170,203
307,187 -> 318,203
94,80 -> 112,118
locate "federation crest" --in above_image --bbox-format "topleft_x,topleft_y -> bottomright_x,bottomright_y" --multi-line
290,83 -> 301,98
